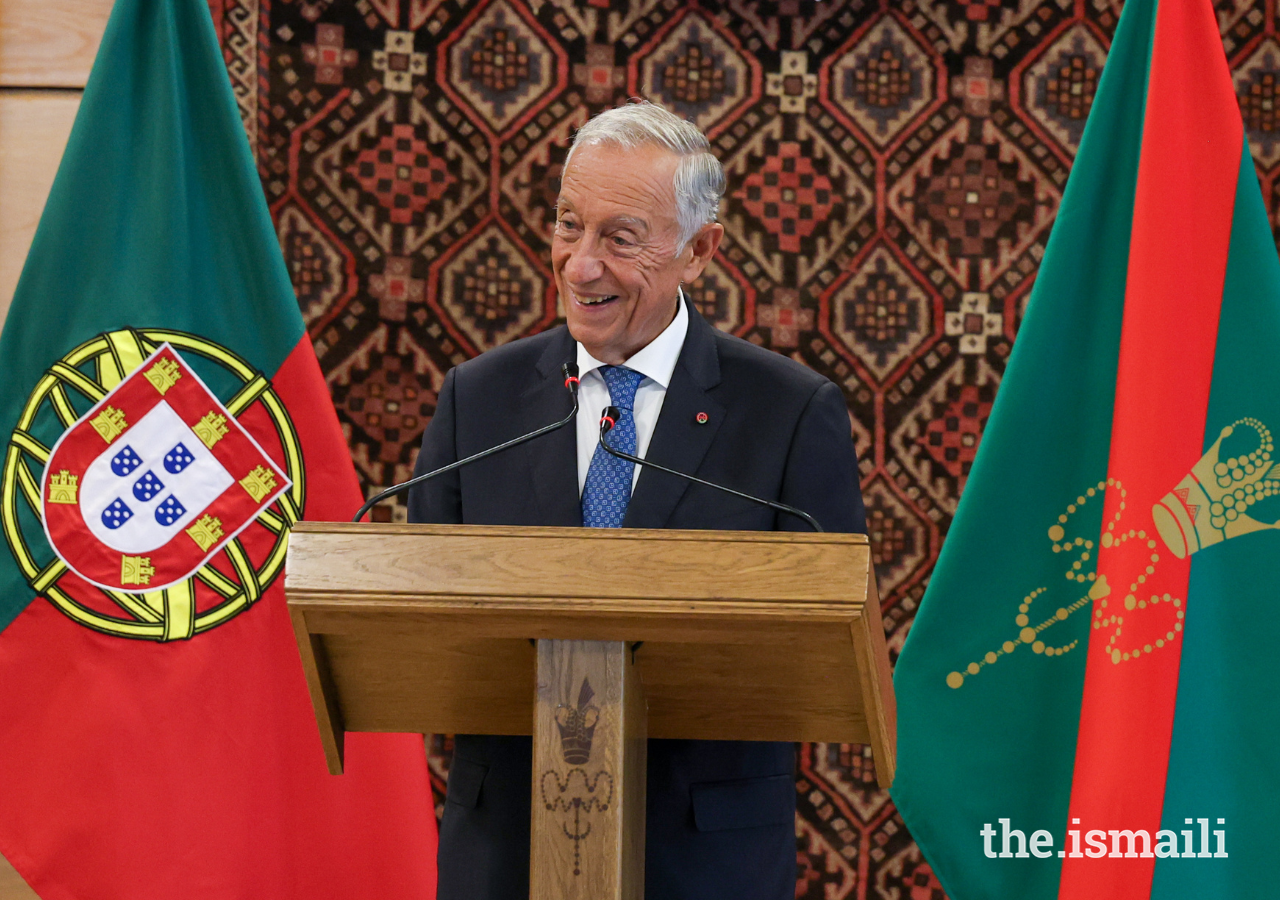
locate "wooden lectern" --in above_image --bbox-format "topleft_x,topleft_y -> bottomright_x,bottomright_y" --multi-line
286,522 -> 895,900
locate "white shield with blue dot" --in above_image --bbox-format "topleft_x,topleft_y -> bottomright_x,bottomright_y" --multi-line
78,402 -> 234,553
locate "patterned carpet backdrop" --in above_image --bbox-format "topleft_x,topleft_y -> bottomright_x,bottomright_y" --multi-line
201,0 -> 1280,895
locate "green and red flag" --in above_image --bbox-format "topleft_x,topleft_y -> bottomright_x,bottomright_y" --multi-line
892,0 -> 1280,897
0,0 -> 437,896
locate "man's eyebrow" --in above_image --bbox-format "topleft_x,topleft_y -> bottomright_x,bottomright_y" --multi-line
603,215 -> 649,233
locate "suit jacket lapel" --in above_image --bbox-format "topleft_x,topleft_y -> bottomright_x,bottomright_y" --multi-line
525,329 -> 582,527
623,299 -> 723,529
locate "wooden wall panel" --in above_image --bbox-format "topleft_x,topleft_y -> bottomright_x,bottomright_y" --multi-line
0,0 -> 111,87
0,0 -> 108,332
0,857 -> 37,899
0,91 -> 79,330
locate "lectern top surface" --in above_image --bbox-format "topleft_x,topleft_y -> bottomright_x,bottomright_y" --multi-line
293,521 -> 870,546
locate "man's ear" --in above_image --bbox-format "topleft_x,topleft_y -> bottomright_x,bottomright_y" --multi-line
680,222 -> 724,282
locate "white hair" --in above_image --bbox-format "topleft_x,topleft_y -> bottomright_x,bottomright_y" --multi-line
565,101 -> 725,252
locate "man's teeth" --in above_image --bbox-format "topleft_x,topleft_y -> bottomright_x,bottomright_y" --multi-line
579,294 -> 617,305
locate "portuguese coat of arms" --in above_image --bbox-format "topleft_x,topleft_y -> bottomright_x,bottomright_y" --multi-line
41,344 -> 289,593
2,329 -> 303,642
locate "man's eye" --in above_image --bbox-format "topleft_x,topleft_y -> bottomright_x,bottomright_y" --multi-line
611,235 -> 634,247
556,217 -> 578,231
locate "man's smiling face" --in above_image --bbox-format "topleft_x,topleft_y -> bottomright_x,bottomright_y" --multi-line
552,142 -> 720,365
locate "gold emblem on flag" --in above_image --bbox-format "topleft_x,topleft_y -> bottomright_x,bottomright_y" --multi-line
1152,418 -> 1280,558
947,476 -> 1173,687
185,514 -> 224,552
143,357 -> 182,394
946,480 -> 1110,690
194,412 -> 229,448
949,416 -> 1279,689
47,470 -> 78,504
1,328 -> 306,642
239,465 -> 278,502
121,555 -> 155,586
90,406 -> 128,443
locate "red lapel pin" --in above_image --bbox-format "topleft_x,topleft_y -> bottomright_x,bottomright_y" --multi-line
695,412 -> 709,425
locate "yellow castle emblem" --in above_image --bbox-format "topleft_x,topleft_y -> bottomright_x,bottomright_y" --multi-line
47,470 -> 79,504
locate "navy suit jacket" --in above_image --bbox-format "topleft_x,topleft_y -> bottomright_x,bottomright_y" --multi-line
408,299 -> 865,900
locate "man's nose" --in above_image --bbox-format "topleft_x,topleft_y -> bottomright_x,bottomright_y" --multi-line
562,240 -> 604,284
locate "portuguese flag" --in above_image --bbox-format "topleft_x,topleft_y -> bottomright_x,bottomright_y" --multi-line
892,0 -> 1280,897
0,0 -> 437,896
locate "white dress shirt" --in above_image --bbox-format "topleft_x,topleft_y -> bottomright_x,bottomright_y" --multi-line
574,292 -> 689,495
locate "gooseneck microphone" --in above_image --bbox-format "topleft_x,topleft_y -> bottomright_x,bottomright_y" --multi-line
351,363 -> 581,523
597,405 -> 825,532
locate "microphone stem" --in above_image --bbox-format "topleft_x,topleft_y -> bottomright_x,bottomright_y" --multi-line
599,429 -> 824,533
353,391 -> 580,523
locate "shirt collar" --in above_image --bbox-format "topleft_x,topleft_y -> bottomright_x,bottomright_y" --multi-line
575,288 -> 689,389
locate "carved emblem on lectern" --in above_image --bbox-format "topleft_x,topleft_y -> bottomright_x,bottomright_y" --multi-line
555,677 -> 601,762
540,678 -> 615,875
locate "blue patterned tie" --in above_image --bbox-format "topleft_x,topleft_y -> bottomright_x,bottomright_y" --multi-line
582,366 -> 645,528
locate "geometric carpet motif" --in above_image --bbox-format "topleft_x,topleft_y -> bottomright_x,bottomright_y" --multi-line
206,1 -> 1280,895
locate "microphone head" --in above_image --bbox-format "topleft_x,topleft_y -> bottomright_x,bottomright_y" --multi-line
561,361 -> 580,393
599,406 -> 620,434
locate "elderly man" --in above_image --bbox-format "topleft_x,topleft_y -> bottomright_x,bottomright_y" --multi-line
409,101 -> 866,900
